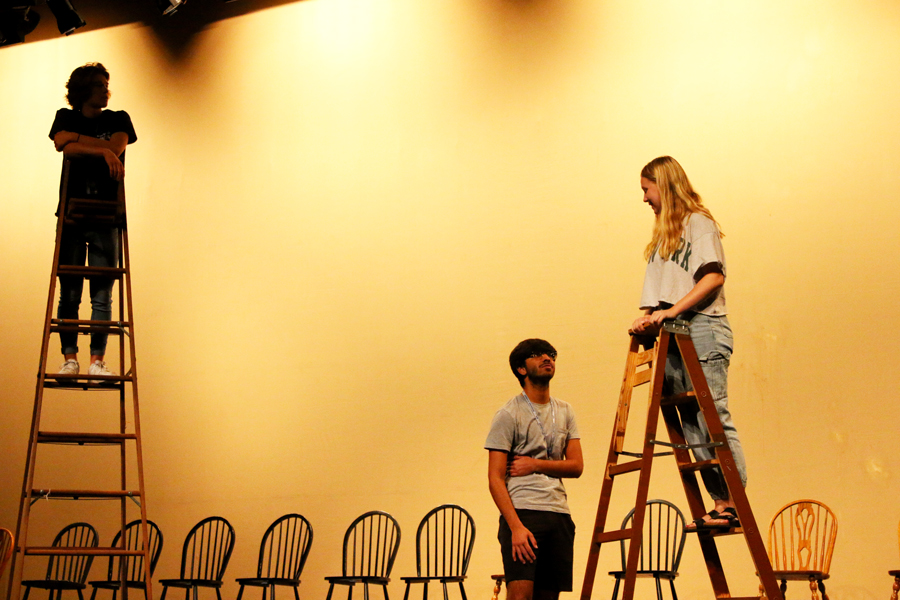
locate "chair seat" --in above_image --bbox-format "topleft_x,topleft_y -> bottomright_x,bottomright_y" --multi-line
237,577 -> 301,586
160,578 -> 223,586
772,571 -> 830,581
401,576 -> 466,583
22,580 -> 85,591
608,570 -> 678,580
89,580 -> 147,589
326,576 -> 390,585
890,570 -> 900,576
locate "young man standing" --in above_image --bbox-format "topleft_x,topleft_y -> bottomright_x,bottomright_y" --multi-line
485,339 -> 584,600
49,63 -> 137,378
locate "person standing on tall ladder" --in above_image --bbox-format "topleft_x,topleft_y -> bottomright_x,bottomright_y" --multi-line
49,62 -> 137,378
485,339 -> 584,600
630,155 -> 747,531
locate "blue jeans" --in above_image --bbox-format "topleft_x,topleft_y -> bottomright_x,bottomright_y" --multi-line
665,314 -> 747,500
57,226 -> 118,356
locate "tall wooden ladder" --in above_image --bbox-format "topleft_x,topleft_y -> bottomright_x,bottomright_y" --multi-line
7,158 -> 152,600
580,320 -> 780,600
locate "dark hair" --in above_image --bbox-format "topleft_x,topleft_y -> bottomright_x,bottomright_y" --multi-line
65,62 -> 109,110
509,338 -> 556,387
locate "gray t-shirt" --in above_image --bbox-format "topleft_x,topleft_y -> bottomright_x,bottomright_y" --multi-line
485,394 -> 581,514
640,212 -> 727,316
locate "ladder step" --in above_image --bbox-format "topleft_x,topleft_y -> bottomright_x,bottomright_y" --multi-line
43,374 -> 132,389
678,459 -> 720,472
593,529 -> 633,545
661,392 -> 696,406
608,459 -> 643,477
632,368 -> 652,386
30,489 -> 141,499
38,432 -> 136,444
634,348 -> 654,367
688,527 -> 744,537
51,320 -> 131,334
56,265 -> 125,278
24,547 -> 143,557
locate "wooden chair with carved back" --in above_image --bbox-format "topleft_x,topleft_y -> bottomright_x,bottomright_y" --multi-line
762,500 -> 837,600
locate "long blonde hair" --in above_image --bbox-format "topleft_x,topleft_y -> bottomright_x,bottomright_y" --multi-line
641,156 -> 722,261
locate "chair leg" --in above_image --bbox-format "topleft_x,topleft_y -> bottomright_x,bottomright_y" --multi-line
609,576 -> 621,600
402,583 -> 411,600
808,575 -> 820,600
818,579 -> 828,600
780,580 -> 788,599
383,584 -> 390,600
669,578 -> 677,600
326,584 -> 335,600
654,576 -> 663,600
892,575 -> 900,600
459,581 -> 467,600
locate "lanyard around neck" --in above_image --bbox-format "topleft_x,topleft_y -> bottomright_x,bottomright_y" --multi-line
521,392 -> 557,458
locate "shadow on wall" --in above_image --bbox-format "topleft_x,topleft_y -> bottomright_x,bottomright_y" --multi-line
7,0 -> 312,57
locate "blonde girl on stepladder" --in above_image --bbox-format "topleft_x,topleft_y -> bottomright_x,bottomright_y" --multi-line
630,155 -> 747,531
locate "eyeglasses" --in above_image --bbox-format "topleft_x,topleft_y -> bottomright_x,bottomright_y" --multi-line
528,351 -> 557,360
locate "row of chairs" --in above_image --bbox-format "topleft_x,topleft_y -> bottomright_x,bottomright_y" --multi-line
1,505 -> 475,600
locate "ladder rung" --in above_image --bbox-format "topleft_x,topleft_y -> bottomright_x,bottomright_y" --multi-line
38,432 -> 136,444
634,349 -> 654,366
57,265 -> 125,277
51,320 -> 131,335
43,374 -> 132,389
661,392 -> 696,406
593,529 -> 633,545
678,459 -> 720,472
608,459 -> 643,477
632,368 -> 652,386
29,489 -> 141,499
24,547 -> 143,557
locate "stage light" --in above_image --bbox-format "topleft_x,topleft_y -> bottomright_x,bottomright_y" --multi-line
156,0 -> 184,15
0,6 -> 40,47
46,0 -> 84,35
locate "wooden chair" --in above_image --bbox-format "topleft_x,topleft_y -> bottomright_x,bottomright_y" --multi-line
401,505 -> 476,600
763,500 -> 837,600
1,528 -> 14,581
159,516 -> 235,600
21,522 -> 99,600
325,511 -> 401,600
235,513 -> 314,600
608,499 -> 687,600
88,520 -> 164,600
889,519 -> 900,600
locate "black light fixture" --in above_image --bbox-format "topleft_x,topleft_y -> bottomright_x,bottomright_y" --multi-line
156,0 -> 184,15
0,6 -> 40,47
46,0 -> 84,35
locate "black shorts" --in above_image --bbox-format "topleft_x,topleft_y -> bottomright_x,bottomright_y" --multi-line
498,510 -> 575,591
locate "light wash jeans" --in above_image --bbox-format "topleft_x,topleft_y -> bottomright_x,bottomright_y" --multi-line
57,225 -> 119,356
665,313 -> 747,500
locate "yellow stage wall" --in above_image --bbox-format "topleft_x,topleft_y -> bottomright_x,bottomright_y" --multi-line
1,0 -> 899,598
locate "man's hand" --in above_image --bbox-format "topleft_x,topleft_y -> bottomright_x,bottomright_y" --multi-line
508,455 -> 538,477
510,524 -> 538,563
103,149 -> 125,181
630,315 -> 660,335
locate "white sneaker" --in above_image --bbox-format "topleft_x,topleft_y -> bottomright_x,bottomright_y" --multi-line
58,359 -> 80,376
88,360 -> 117,377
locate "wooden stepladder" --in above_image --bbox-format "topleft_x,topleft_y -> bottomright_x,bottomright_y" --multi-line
580,320 -> 780,600
7,158 -> 152,600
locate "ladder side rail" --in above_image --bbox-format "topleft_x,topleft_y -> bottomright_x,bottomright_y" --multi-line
118,189 -> 153,600
673,331 -> 782,600
114,184 -> 130,600
618,331 -> 670,600
579,335 -> 645,600
8,159 -> 76,600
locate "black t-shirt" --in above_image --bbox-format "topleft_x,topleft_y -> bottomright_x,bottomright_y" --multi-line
48,108 -> 137,202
